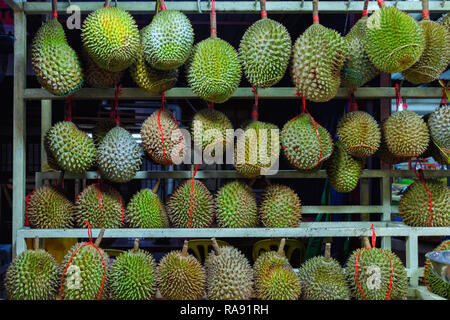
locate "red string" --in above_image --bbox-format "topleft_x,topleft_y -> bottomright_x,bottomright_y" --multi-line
65,95 -> 73,122
362,9 -> 368,16
424,240 -> 450,292
371,224 -> 376,248
260,0 -> 267,18
159,0 -> 167,11
52,11 -> 58,18
385,252 -> 394,300
208,102 -> 214,108
354,250 -> 368,300
312,16 -> 319,22
188,164 -> 201,228
210,0 -> 217,35
59,221 -> 107,300
413,158 -> 434,226
376,0 -> 385,7
422,10 -> 430,19
113,84 -> 122,125
395,83 -> 407,111
251,85 -> 259,120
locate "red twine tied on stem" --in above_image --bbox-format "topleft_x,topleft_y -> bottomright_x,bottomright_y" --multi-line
260,0 -> 267,18
362,9 -> 368,16
376,0 -> 385,7
412,158 -> 434,226
59,221 -> 107,300
210,0 -> 217,35
251,85 -> 259,120
159,0 -> 167,11
395,83 -> 407,111
188,164 -> 201,228
111,84 -> 122,125
438,78 -> 448,107
64,95 -> 73,122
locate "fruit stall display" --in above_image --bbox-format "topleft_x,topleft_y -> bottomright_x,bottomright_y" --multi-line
4,0 -> 450,300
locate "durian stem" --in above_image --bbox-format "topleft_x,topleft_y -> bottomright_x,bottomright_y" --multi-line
51,0 -> 58,18
376,0 -> 386,8
104,0 -> 111,8
362,0 -> 369,16
277,238 -> 286,256
94,228 -> 106,247
159,0 -> 167,11
324,243 -> 331,260
422,0 -> 430,20
181,240 -> 189,257
211,238 -> 221,255
33,236 -> 39,250
363,237 -> 371,249
210,0 -> 217,38
152,179 -> 161,193
312,0 -> 319,24
133,238 -> 139,252
259,0 -> 267,19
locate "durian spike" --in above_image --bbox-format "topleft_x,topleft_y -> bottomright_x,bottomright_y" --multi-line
152,179 -> 161,193
422,0 -> 430,20
181,240 -> 189,257
324,243 -> 331,261
363,237 -> 371,249
94,228 -> 106,247
133,238 -> 139,252
33,236 -> 40,251
211,238 -> 221,255
277,238 -> 286,256
312,0 -> 319,24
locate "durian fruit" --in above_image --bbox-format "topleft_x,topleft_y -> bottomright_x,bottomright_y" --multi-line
234,121 -> 280,178
157,240 -> 206,300
74,184 -> 124,229
402,0 -> 449,84
60,229 -> 109,300
259,184 -> 302,228
31,13 -> 84,96
130,28 -> 178,94
205,238 -> 254,300
428,104 -> 449,161
298,243 -> 350,300
238,1 -> 292,88
399,179 -> 450,227
5,237 -> 59,300
282,113 -> 334,171
126,180 -> 169,228
26,185 -> 73,229
141,7 -> 194,70
382,110 -> 430,158
81,47 -> 123,88
337,110 -> 381,158
345,237 -> 409,300
365,5 -> 425,73
45,121 -> 96,174
107,239 -> 157,300
326,141 -> 366,193
341,0 -> 380,88
423,240 -> 450,299
291,0 -> 346,102
376,120 -> 409,165
141,108 -> 185,165
191,108 -> 233,156
215,181 -> 259,228
166,179 -> 215,228
97,126 -> 142,183
81,2 -> 140,72
440,14 -> 450,62
92,118 -> 116,147
254,239 -> 301,300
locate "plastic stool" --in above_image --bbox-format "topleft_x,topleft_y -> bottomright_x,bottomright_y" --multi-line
187,239 -> 231,264
252,239 -> 305,267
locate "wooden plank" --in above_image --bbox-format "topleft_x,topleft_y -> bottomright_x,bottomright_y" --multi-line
21,1 -> 450,14
3,0 -> 23,12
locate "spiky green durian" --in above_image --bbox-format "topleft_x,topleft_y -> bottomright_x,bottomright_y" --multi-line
191,108 -> 233,156
92,118 -> 116,147
423,240 -> 450,299
402,18 -> 449,84
157,241 -> 206,300
26,186 -> 73,229
365,7 -> 425,73
205,240 -> 254,300
166,179 -> 215,228
341,15 -> 380,88
376,120 -> 410,165
74,184 -> 124,229
239,18 -> 292,88
140,108 -> 185,165
428,104 -> 449,159
382,110 -> 430,158
259,184 -> 302,228
126,188 -> 169,228
31,18 -> 84,96
60,240 -> 109,300
234,121 -> 280,178
440,14 -> 450,62
141,10 -> 194,70
282,114 -> 334,171
187,37 -> 241,103
326,141 -> 366,193
107,242 -> 157,300
81,47 -> 123,88
399,179 -> 450,227
97,126 -> 142,183
257,265 -> 301,300
215,181 -> 258,228
345,244 -> 409,300
5,248 -> 59,300
337,111 -> 381,158
291,22 -> 346,102
81,6 -> 140,72
45,121 -> 96,173
298,254 -> 350,300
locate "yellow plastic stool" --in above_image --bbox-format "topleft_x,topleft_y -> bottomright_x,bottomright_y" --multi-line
104,249 -> 126,259
187,239 -> 231,264
252,239 -> 305,267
